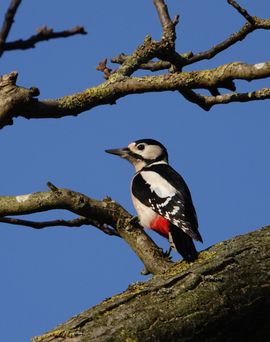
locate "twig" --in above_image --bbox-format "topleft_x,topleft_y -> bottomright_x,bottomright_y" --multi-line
179,89 -> 212,111
152,0 -> 185,70
96,59 -> 112,79
187,24 -> 255,65
47,181 -> 58,191
227,0 -> 255,25
0,216 -> 120,236
0,0 -> 22,56
153,0 -> 173,32
111,54 -> 171,71
2,26 -> 87,51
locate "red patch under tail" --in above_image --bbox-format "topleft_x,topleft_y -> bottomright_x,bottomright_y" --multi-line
149,215 -> 170,238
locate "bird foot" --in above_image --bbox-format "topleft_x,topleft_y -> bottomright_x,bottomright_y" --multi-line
162,246 -> 172,259
127,215 -> 139,225
124,215 -> 139,230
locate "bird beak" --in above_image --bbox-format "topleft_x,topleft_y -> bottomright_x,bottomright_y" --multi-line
105,147 -> 129,158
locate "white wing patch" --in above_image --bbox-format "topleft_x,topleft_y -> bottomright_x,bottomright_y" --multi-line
140,171 -> 176,198
171,205 -> 180,215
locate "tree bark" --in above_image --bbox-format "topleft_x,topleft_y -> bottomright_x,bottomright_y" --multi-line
32,226 -> 270,342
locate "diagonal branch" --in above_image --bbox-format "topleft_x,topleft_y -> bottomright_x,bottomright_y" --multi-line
0,184 -> 172,274
185,17 -> 270,66
2,26 -> 87,51
153,0 -> 174,34
0,216 -> 120,236
0,0 -> 22,56
227,0 -> 255,24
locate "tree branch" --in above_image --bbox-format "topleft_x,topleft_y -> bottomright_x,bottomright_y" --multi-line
0,216 -> 120,236
111,3 -> 270,72
181,87 -> 270,111
0,0 -> 22,56
1,61 -> 270,128
0,185 -> 172,274
0,1 -> 269,129
2,26 -> 87,51
185,17 -> 270,66
227,0 -> 255,24
31,226 -> 270,342
111,53 -> 171,72
153,0 -> 175,35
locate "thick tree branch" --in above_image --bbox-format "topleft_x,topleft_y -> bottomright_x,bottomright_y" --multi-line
0,0 -> 22,56
32,226 -> 270,342
0,185 -> 172,274
0,1 -> 270,130
1,61 -> 270,128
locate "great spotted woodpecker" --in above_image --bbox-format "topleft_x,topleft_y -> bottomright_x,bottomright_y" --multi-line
105,139 -> 202,261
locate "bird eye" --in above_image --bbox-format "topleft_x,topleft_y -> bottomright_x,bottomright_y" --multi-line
137,144 -> 145,151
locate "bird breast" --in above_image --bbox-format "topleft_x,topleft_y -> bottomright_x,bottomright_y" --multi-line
131,193 -> 156,228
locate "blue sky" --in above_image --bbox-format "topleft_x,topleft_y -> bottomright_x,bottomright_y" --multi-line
1,1 -> 270,341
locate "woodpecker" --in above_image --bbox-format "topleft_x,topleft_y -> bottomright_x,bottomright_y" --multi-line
105,139 -> 202,261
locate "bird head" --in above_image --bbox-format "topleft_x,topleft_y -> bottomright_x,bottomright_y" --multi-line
105,139 -> 168,172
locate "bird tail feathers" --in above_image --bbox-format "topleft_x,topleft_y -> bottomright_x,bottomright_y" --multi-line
169,225 -> 198,262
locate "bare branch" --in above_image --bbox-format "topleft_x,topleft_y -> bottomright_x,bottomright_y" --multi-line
96,59 -> 113,80
227,0 -> 255,25
184,88 -> 270,111
179,89 -> 212,111
186,17 -> 270,66
1,61 -> 270,128
0,0 -> 22,56
0,216 -> 120,236
2,26 -> 87,51
111,53 -> 171,72
153,0 -> 174,33
113,1 -> 182,77
0,186 -> 171,274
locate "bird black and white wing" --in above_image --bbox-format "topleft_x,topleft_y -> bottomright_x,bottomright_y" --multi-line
132,162 -> 202,242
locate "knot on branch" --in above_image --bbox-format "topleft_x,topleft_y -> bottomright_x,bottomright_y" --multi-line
36,26 -> 53,35
0,70 -> 18,86
0,71 -> 40,128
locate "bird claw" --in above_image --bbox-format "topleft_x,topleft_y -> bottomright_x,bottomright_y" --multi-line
124,215 -> 139,230
128,215 -> 139,225
163,246 -> 172,259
